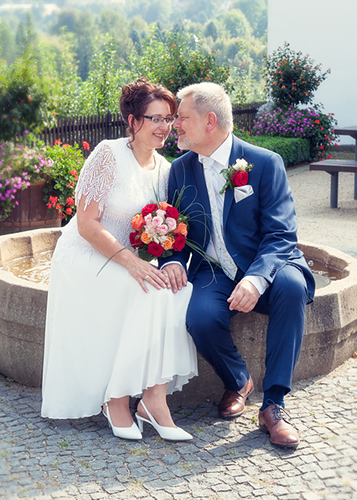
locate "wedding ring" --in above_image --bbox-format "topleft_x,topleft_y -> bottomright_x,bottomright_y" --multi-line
144,275 -> 150,280
163,271 -> 168,276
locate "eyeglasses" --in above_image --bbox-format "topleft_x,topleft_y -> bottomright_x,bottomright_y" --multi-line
143,115 -> 175,124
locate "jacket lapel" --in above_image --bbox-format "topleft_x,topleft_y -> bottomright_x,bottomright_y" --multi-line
191,155 -> 213,235
223,135 -> 244,231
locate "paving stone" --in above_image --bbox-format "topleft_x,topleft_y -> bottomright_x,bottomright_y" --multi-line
1,358 -> 357,499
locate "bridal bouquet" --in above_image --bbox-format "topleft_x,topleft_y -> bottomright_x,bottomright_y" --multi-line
130,202 -> 188,261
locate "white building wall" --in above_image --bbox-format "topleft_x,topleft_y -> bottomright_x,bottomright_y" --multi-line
268,0 -> 357,144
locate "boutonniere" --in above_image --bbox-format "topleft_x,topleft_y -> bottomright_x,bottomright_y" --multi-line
219,158 -> 253,194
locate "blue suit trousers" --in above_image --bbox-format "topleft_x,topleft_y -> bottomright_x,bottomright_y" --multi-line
186,262 -> 308,394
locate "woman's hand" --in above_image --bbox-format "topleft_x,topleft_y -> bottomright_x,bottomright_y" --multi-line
124,253 -> 170,293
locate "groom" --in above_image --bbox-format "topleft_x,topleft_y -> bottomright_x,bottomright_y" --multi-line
159,82 -> 315,449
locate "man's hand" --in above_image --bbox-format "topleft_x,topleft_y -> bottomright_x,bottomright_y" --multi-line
162,263 -> 188,293
227,279 -> 260,313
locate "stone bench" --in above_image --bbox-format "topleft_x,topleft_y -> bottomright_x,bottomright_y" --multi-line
0,230 -> 356,406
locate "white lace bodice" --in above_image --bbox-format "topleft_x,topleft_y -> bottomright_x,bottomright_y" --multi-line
54,138 -> 170,260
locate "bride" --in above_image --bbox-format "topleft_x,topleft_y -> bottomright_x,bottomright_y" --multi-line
41,78 -> 197,441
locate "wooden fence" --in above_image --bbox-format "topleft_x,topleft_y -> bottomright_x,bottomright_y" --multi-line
39,102 -> 266,151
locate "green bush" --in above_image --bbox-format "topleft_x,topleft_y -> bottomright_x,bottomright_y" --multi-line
263,43 -> 330,108
0,55 -> 55,142
235,130 -> 311,167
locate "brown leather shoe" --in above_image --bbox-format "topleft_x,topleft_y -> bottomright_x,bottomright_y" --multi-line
259,401 -> 299,449
218,377 -> 254,418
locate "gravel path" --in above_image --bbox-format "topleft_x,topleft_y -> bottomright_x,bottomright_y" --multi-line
287,165 -> 357,258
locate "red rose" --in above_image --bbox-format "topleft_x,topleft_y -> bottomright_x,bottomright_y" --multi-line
129,232 -> 143,248
142,204 -> 158,217
82,141 -> 90,151
147,241 -> 164,257
165,205 -> 179,220
232,170 -> 249,187
173,234 -> 186,251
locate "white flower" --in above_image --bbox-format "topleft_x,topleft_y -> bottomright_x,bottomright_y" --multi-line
232,158 -> 248,171
156,209 -> 166,218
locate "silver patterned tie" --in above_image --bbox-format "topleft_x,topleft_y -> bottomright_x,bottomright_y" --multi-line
202,156 -> 238,280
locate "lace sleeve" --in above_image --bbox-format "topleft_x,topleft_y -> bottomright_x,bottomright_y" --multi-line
75,141 -> 116,214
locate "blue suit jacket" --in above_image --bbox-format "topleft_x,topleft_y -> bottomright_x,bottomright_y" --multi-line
159,134 -> 315,303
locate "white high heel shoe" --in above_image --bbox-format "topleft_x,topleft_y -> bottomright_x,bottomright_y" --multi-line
135,400 -> 193,441
103,402 -> 142,440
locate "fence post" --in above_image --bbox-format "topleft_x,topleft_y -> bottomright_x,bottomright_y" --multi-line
106,111 -> 111,140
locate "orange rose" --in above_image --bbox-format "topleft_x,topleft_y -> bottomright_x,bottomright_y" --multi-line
131,214 -> 145,231
174,222 -> 188,236
163,237 -> 174,250
159,201 -> 169,210
141,232 -> 151,244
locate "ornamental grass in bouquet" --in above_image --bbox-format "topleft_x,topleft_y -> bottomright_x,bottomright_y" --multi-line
130,202 -> 188,261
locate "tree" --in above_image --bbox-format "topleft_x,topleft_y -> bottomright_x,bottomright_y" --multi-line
233,0 -> 267,38
126,0 -> 172,26
218,9 -> 252,40
204,20 -> 218,42
184,0 -> 222,24
0,54 -> 55,141
129,27 -> 233,95
0,19 -> 17,64
15,12 -> 38,57
98,9 -> 129,39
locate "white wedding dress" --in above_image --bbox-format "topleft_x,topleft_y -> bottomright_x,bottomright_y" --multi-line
41,138 -> 197,419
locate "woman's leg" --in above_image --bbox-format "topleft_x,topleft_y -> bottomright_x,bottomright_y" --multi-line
103,396 -> 133,427
138,383 -> 176,427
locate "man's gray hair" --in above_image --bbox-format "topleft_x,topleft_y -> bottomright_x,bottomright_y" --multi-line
177,82 -> 233,132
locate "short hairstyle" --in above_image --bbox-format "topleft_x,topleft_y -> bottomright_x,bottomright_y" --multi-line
177,82 -> 233,132
120,77 -> 178,142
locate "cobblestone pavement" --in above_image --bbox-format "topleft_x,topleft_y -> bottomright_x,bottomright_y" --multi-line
0,356 -> 356,500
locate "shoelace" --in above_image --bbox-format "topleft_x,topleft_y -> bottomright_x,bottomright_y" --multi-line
266,399 -> 291,422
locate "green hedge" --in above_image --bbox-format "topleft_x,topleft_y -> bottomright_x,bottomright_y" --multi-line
235,131 -> 310,168
164,132 -> 310,168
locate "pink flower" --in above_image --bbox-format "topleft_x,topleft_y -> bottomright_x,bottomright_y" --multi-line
152,215 -> 164,227
166,217 -> 177,231
157,224 -> 169,236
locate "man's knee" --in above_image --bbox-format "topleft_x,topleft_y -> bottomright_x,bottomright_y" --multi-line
272,265 -> 307,304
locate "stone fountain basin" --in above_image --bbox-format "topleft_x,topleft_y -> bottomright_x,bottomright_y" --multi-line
0,229 -> 356,404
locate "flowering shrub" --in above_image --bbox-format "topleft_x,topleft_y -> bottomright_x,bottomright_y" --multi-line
251,105 -> 337,161
43,140 -> 88,221
263,43 -> 331,107
162,131 -> 184,159
0,138 -> 54,220
0,138 -> 87,222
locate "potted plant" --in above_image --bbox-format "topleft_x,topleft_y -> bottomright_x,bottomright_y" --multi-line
0,135 -> 88,234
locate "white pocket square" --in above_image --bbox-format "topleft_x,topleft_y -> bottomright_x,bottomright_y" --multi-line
234,184 -> 254,203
